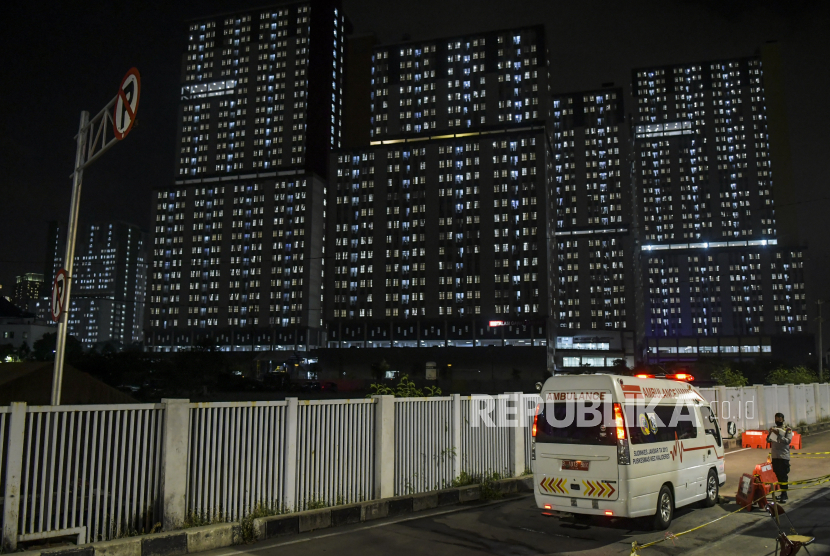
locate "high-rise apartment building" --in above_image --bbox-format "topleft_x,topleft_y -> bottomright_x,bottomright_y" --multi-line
13,273 -> 44,314
46,222 -> 148,348
176,0 -> 347,177
147,0 -> 347,352
325,26 -> 553,351
632,55 -> 808,360
547,87 -> 637,369
370,26 -> 547,141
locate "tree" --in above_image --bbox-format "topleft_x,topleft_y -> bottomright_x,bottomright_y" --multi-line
16,341 -> 31,360
611,359 -> 631,375
711,366 -> 749,387
767,366 -> 818,385
0,343 -> 19,362
32,333 -> 84,362
370,359 -> 390,382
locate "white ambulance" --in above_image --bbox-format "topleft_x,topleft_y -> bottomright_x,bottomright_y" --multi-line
532,374 -> 727,530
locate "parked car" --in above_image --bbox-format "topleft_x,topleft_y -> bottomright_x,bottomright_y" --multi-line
263,372 -> 289,391
321,382 -> 338,393
301,381 -> 321,392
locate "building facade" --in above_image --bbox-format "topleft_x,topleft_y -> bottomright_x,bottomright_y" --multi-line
175,0 -> 347,179
632,56 -> 808,362
147,5 -> 811,370
370,26 -> 548,140
547,87 -> 639,370
147,0 -> 347,351
323,26 -> 553,354
47,222 -> 148,349
13,273 -> 44,314
327,128 -> 550,347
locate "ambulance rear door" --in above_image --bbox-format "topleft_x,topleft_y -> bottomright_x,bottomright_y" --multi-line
535,389 -> 620,502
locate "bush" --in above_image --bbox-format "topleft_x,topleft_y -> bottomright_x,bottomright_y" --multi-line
711,366 -> 749,387
367,374 -> 441,398
766,366 -> 818,385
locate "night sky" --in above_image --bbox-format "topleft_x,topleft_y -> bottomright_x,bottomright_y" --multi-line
2,0 -> 828,333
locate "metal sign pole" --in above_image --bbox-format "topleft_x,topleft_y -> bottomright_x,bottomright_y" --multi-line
51,110 -> 90,405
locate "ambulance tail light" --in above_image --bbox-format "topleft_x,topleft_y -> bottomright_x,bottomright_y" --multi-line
613,403 -> 626,440
532,403 -> 540,438
614,402 -> 630,465
604,510 -> 613,516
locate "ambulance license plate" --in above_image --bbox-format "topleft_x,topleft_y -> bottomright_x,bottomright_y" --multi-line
562,460 -> 589,471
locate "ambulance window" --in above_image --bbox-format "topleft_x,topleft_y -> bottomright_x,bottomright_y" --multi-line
628,405 -> 698,444
700,406 -> 721,446
535,401 -> 616,446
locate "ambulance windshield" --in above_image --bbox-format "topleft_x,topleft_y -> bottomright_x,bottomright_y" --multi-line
535,401 -> 616,446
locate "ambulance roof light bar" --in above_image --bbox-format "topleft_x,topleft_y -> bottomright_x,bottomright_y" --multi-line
632,372 -> 694,382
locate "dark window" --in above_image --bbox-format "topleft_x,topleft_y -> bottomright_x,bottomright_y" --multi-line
535,401 -> 616,446
700,406 -> 721,446
627,404 -> 698,445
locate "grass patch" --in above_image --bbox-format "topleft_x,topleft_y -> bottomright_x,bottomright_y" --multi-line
450,471 -> 508,499
240,503 -> 285,543
183,510 -> 226,529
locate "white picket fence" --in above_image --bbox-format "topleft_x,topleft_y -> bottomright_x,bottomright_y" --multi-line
0,393 -> 534,551
1,404 -> 165,550
2,384 -> 827,551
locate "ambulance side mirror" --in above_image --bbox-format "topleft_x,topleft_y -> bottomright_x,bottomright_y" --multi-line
535,381 -> 543,392
726,422 -> 737,437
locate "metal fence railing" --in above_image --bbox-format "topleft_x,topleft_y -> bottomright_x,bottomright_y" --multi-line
295,399 -> 375,509
18,405 -> 164,544
461,395 -> 512,479
0,407 -> 10,506
394,397 -> 454,495
3,382 -> 827,550
187,402 -> 288,522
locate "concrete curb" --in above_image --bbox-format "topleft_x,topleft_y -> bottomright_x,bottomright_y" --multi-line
253,475 -> 532,541
14,477 -> 533,556
723,438 -> 740,450
797,421 -> 830,436
14,524 -> 240,556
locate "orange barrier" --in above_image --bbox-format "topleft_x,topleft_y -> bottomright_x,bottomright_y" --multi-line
741,430 -> 802,450
791,431 -> 802,450
753,462 -> 780,499
735,472 -> 769,511
742,430 -> 769,449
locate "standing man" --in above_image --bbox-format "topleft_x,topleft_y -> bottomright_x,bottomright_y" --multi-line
768,412 -> 793,503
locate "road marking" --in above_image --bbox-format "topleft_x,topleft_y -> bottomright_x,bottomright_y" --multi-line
724,447 -> 751,455
217,497 -> 527,555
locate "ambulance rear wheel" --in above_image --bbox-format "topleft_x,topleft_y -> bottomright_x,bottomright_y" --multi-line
653,485 -> 673,530
702,469 -> 719,508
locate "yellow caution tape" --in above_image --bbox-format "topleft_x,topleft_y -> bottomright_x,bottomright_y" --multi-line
757,474 -> 830,487
633,472 -> 830,552
768,452 -> 830,459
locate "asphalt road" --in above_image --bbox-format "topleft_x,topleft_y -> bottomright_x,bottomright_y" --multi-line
203,431 -> 830,556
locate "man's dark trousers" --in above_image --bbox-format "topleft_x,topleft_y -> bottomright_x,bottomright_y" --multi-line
771,458 -> 790,497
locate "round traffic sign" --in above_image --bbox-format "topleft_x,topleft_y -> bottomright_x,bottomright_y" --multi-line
51,269 -> 68,323
113,67 -> 141,140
